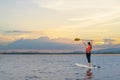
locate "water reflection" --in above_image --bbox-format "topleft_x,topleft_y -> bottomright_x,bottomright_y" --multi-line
84,68 -> 93,80
75,68 -> 93,80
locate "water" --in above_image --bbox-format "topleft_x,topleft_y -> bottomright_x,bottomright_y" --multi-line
0,54 -> 120,80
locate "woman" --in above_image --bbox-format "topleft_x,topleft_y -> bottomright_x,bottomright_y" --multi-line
83,41 -> 92,67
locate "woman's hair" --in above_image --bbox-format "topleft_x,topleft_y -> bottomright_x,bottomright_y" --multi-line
88,42 -> 91,45
88,42 -> 92,49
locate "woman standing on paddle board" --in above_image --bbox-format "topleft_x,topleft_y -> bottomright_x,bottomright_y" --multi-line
83,41 -> 92,67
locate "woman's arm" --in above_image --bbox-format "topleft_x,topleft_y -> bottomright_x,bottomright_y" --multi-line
82,40 -> 87,46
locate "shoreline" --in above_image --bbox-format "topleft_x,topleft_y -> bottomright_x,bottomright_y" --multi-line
0,52 -> 120,55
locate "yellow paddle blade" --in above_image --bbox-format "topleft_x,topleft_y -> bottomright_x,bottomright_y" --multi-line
74,38 -> 80,41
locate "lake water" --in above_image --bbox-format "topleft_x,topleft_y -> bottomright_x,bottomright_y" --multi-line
0,54 -> 120,80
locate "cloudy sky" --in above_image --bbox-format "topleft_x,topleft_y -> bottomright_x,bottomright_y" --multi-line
0,0 -> 120,52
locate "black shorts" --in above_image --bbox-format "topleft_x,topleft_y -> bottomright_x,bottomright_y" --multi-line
86,53 -> 91,63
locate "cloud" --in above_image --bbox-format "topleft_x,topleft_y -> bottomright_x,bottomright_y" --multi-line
5,30 -> 32,34
93,38 -> 116,45
33,0 -> 64,10
3,30 -> 44,35
68,13 -> 113,22
33,0 -> 120,11
103,39 -> 115,44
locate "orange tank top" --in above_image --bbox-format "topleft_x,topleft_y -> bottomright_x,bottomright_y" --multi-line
86,45 -> 92,53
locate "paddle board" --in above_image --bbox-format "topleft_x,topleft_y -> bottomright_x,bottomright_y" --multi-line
75,63 -> 98,68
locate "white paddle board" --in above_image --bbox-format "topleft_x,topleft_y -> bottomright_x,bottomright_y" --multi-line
75,63 -> 97,68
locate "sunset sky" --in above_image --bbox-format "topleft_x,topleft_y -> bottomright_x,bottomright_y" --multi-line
0,0 -> 120,52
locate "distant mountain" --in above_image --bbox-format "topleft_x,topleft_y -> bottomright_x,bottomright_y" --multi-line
0,37 -> 81,52
94,47 -> 120,54
0,36 -> 120,54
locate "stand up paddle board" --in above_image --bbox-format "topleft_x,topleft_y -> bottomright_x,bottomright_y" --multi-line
75,63 -> 99,68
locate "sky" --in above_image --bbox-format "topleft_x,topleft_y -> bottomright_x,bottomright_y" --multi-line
0,0 -> 120,52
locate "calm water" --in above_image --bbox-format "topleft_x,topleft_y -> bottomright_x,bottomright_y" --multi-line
0,54 -> 120,80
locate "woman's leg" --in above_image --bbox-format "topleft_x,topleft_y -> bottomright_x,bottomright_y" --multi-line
86,53 -> 91,66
